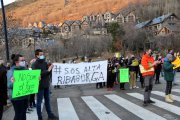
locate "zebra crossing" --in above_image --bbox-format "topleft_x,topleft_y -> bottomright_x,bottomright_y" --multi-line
26,89 -> 180,120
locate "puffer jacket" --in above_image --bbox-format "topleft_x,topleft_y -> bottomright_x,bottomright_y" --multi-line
141,54 -> 155,76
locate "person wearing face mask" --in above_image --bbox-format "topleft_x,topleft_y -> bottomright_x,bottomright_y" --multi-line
32,49 -> 58,120
7,54 -> 29,120
163,54 -> 175,103
141,49 -> 159,106
0,59 -> 7,120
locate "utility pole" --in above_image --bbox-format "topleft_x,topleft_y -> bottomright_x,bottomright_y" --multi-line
1,0 -> 10,61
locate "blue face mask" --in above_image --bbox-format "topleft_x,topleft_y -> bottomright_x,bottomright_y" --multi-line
39,55 -> 45,60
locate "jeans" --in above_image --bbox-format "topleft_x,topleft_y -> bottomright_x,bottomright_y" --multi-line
36,88 -> 53,118
12,99 -> 28,120
30,94 -> 36,107
155,71 -> 161,83
173,70 -> 177,83
165,81 -> 173,95
144,76 -> 154,102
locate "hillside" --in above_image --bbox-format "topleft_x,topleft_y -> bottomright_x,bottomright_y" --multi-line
4,0 -> 147,26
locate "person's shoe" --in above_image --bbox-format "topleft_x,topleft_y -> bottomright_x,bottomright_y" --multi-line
165,95 -> 173,103
33,104 -> 36,108
169,94 -> 174,101
173,83 -> 178,86
155,81 -> 158,84
26,110 -> 30,114
158,81 -> 161,84
30,106 -> 34,108
148,100 -> 155,104
143,101 -> 148,107
48,114 -> 58,120
27,108 -> 33,112
38,117 -> 43,120
120,88 -> 125,90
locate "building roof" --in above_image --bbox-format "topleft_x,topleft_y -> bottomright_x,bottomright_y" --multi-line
115,7 -> 136,18
135,20 -> 152,29
63,20 -> 75,26
148,13 -> 175,26
135,13 -> 177,29
74,20 -> 81,25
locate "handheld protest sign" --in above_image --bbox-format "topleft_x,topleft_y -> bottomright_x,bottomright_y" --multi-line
12,70 -> 41,98
119,68 -> 129,83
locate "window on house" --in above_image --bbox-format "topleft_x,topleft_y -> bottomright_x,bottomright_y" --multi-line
154,26 -> 157,30
117,17 -> 123,24
170,16 -> 175,21
64,26 -> 68,31
128,15 -> 134,22
169,23 -> 175,26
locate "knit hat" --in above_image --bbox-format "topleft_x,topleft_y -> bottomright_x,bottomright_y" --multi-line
166,54 -> 173,61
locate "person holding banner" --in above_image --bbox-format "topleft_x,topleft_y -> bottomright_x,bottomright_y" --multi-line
32,49 -> 58,120
141,49 -> 159,106
7,54 -> 29,120
0,60 -> 7,120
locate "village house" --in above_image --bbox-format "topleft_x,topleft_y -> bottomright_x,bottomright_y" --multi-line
135,13 -> 180,36
115,8 -> 136,24
157,25 -> 180,36
71,20 -> 81,32
81,20 -> 91,31
60,20 -> 74,33
103,11 -> 116,23
38,21 -> 46,28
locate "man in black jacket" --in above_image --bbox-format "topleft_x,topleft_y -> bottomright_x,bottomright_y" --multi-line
0,60 -> 7,120
32,49 -> 58,120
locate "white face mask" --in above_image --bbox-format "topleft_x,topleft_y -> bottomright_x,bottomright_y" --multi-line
39,55 -> 45,60
19,61 -> 26,67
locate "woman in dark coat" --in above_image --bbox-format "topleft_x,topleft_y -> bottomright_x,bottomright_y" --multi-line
163,54 -> 175,103
0,61 -> 7,120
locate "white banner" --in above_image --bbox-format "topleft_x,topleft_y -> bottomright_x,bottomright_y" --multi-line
52,61 -> 108,85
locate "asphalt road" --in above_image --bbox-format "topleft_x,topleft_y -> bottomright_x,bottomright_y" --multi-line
2,73 -> 180,120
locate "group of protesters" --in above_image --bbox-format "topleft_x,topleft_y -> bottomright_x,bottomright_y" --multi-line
0,49 -> 58,120
0,48 -> 179,120
105,49 -> 178,106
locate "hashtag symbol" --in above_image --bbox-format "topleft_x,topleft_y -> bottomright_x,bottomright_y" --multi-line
54,65 -> 61,74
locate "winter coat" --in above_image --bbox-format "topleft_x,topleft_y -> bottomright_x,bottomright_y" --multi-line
7,66 -> 28,101
163,58 -> 174,81
128,58 -> 139,72
141,54 -> 155,76
0,65 -> 7,106
32,59 -> 51,90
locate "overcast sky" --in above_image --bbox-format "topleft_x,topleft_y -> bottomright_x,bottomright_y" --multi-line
0,0 -> 16,6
